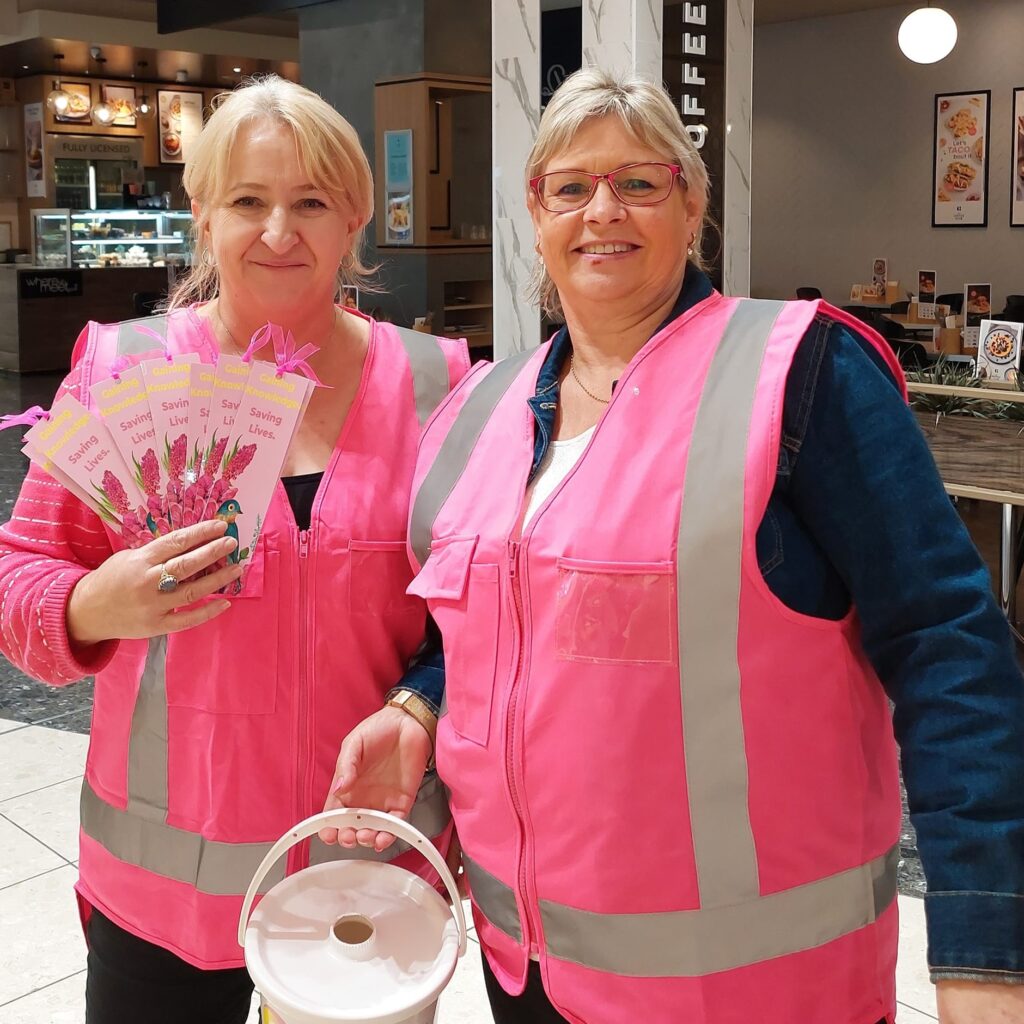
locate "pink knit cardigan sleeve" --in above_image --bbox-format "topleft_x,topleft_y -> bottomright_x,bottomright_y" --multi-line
0,364 -> 118,685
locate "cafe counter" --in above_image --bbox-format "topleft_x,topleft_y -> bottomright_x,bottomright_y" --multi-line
0,265 -> 174,373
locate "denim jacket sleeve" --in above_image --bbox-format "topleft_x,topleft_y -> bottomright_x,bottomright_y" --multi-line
782,318 -> 1024,982
390,615 -> 445,716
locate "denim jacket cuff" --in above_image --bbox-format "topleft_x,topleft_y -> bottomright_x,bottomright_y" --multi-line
388,663 -> 442,717
926,891 -> 1024,974
931,968 -> 1024,985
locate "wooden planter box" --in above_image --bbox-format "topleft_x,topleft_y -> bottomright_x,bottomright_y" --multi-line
914,411 -> 1024,498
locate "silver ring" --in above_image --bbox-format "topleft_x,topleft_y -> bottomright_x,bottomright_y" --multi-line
157,566 -> 179,593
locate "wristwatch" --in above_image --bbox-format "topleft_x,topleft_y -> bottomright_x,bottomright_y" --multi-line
385,689 -> 438,769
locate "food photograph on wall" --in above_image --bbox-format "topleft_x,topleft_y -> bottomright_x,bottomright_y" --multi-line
933,90 -> 990,227
1013,87 -> 1024,227
157,90 -> 204,165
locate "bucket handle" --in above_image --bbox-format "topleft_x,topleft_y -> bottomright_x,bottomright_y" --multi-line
237,808 -> 468,956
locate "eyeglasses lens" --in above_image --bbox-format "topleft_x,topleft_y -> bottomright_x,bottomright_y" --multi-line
537,163 -> 675,211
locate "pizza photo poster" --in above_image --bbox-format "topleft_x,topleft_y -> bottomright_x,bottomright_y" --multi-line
933,91 -> 990,227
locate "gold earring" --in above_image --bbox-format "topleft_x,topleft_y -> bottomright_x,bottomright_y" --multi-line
687,232 -> 696,257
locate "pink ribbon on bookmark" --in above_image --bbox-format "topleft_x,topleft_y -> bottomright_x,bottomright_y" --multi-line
109,355 -> 132,380
240,324 -> 273,363
132,324 -> 173,362
271,326 -> 326,387
0,405 -> 49,430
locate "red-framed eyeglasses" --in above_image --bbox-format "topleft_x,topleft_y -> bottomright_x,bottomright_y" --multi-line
529,162 -> 686,213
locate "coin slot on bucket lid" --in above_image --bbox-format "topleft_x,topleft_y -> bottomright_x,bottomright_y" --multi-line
333,915 -> 374,945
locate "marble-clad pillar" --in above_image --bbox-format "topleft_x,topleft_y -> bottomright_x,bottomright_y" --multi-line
582,0 -> 664,81
492,0 -> 542,358
723,0 -> 754,296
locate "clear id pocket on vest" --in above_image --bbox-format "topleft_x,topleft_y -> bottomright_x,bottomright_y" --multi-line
408,535 -> 499,747
555,557 -> 676,665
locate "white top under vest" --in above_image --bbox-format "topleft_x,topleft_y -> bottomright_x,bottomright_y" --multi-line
522,426 -> 595,528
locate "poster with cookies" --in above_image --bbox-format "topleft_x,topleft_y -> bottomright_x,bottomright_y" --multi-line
933,91 -> 990,227
157,90 -> 204,166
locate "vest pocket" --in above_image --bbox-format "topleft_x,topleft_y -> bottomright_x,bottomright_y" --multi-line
555,556 -> 676,665
408,535 -> 498,747
165,546 -> 280,715
348,539 -> 419,619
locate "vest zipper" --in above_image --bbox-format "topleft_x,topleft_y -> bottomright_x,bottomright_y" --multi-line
506,537 -> 535,955
295,527 -> 313,869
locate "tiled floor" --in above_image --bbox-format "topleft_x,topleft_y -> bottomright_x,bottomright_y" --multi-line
0,721 -> 940,1024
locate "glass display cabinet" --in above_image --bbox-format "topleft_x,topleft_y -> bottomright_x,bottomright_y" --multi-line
32,209 -> 194,269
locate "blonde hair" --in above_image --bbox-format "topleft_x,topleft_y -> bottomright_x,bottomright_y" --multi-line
167,75 -> 375,310
526,67 -> 712,320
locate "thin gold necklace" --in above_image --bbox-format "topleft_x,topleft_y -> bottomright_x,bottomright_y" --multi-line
214,303 -> 245,356
570,353 -> 611,404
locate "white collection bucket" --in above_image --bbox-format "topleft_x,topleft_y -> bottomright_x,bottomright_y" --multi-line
238,808 -> 468,1024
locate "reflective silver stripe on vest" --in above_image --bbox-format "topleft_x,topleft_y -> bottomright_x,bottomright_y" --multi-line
677,298 -> 785,907
410,351 -> 534,567
115,317 -> 174,821
308,771 -> 451,867
415,299 -> 898,976
392,327 -> 451,426
467,846 -> 898,976
116,314 -> 169,359
126,636 -> 169,819
464,853 -> 523,942
82,761 -> 451,895
81,778 -> 287,896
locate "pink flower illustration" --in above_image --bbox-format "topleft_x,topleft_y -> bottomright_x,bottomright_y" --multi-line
140,449 -> 161,496
168,433 -> 187,482
101,471 -> 130,516
205,436 -> 228,475
222,443 -> 257,484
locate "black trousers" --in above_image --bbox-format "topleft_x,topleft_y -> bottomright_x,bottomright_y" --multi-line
482,952 -> 571,1023
85,908 -> 255,1024
481,948 -> 891,1024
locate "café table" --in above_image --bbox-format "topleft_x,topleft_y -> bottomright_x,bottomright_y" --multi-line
882,313 -> 938,340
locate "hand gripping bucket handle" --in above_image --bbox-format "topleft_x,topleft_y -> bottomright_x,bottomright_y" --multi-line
237,808 -> 468,956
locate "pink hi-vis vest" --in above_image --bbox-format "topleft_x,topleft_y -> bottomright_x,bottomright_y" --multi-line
70,307 -> 467,968
407,295 -> 905,1024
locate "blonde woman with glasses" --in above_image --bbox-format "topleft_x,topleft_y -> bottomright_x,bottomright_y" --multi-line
0,76 -> 467,1022
327,67 -> 1024,1024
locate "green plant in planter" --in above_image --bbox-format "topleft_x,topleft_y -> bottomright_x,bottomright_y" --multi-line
907,358 -> 985,418
907,357 -> 1024,421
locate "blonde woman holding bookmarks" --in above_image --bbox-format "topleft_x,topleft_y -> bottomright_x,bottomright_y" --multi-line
0,76 -> 468,1024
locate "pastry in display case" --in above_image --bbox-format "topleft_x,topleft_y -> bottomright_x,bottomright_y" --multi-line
32,209 -> 194,269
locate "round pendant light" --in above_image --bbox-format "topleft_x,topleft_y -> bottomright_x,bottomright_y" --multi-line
91,99 -> 116,126
134,61 -> 156,120
898,5 -> 958,64
45,52 -> 70,115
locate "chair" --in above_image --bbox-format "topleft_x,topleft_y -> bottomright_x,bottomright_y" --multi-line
936,292 -> 963,315
841,305 -> 876,325
890,300 -> 910,314
998,294 -> 1024,322
795,287 -> 822,301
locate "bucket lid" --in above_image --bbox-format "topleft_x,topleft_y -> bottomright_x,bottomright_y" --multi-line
247,859 -> 459,1023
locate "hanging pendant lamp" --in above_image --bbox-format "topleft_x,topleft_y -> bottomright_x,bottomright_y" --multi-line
898,3 -> 958,64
